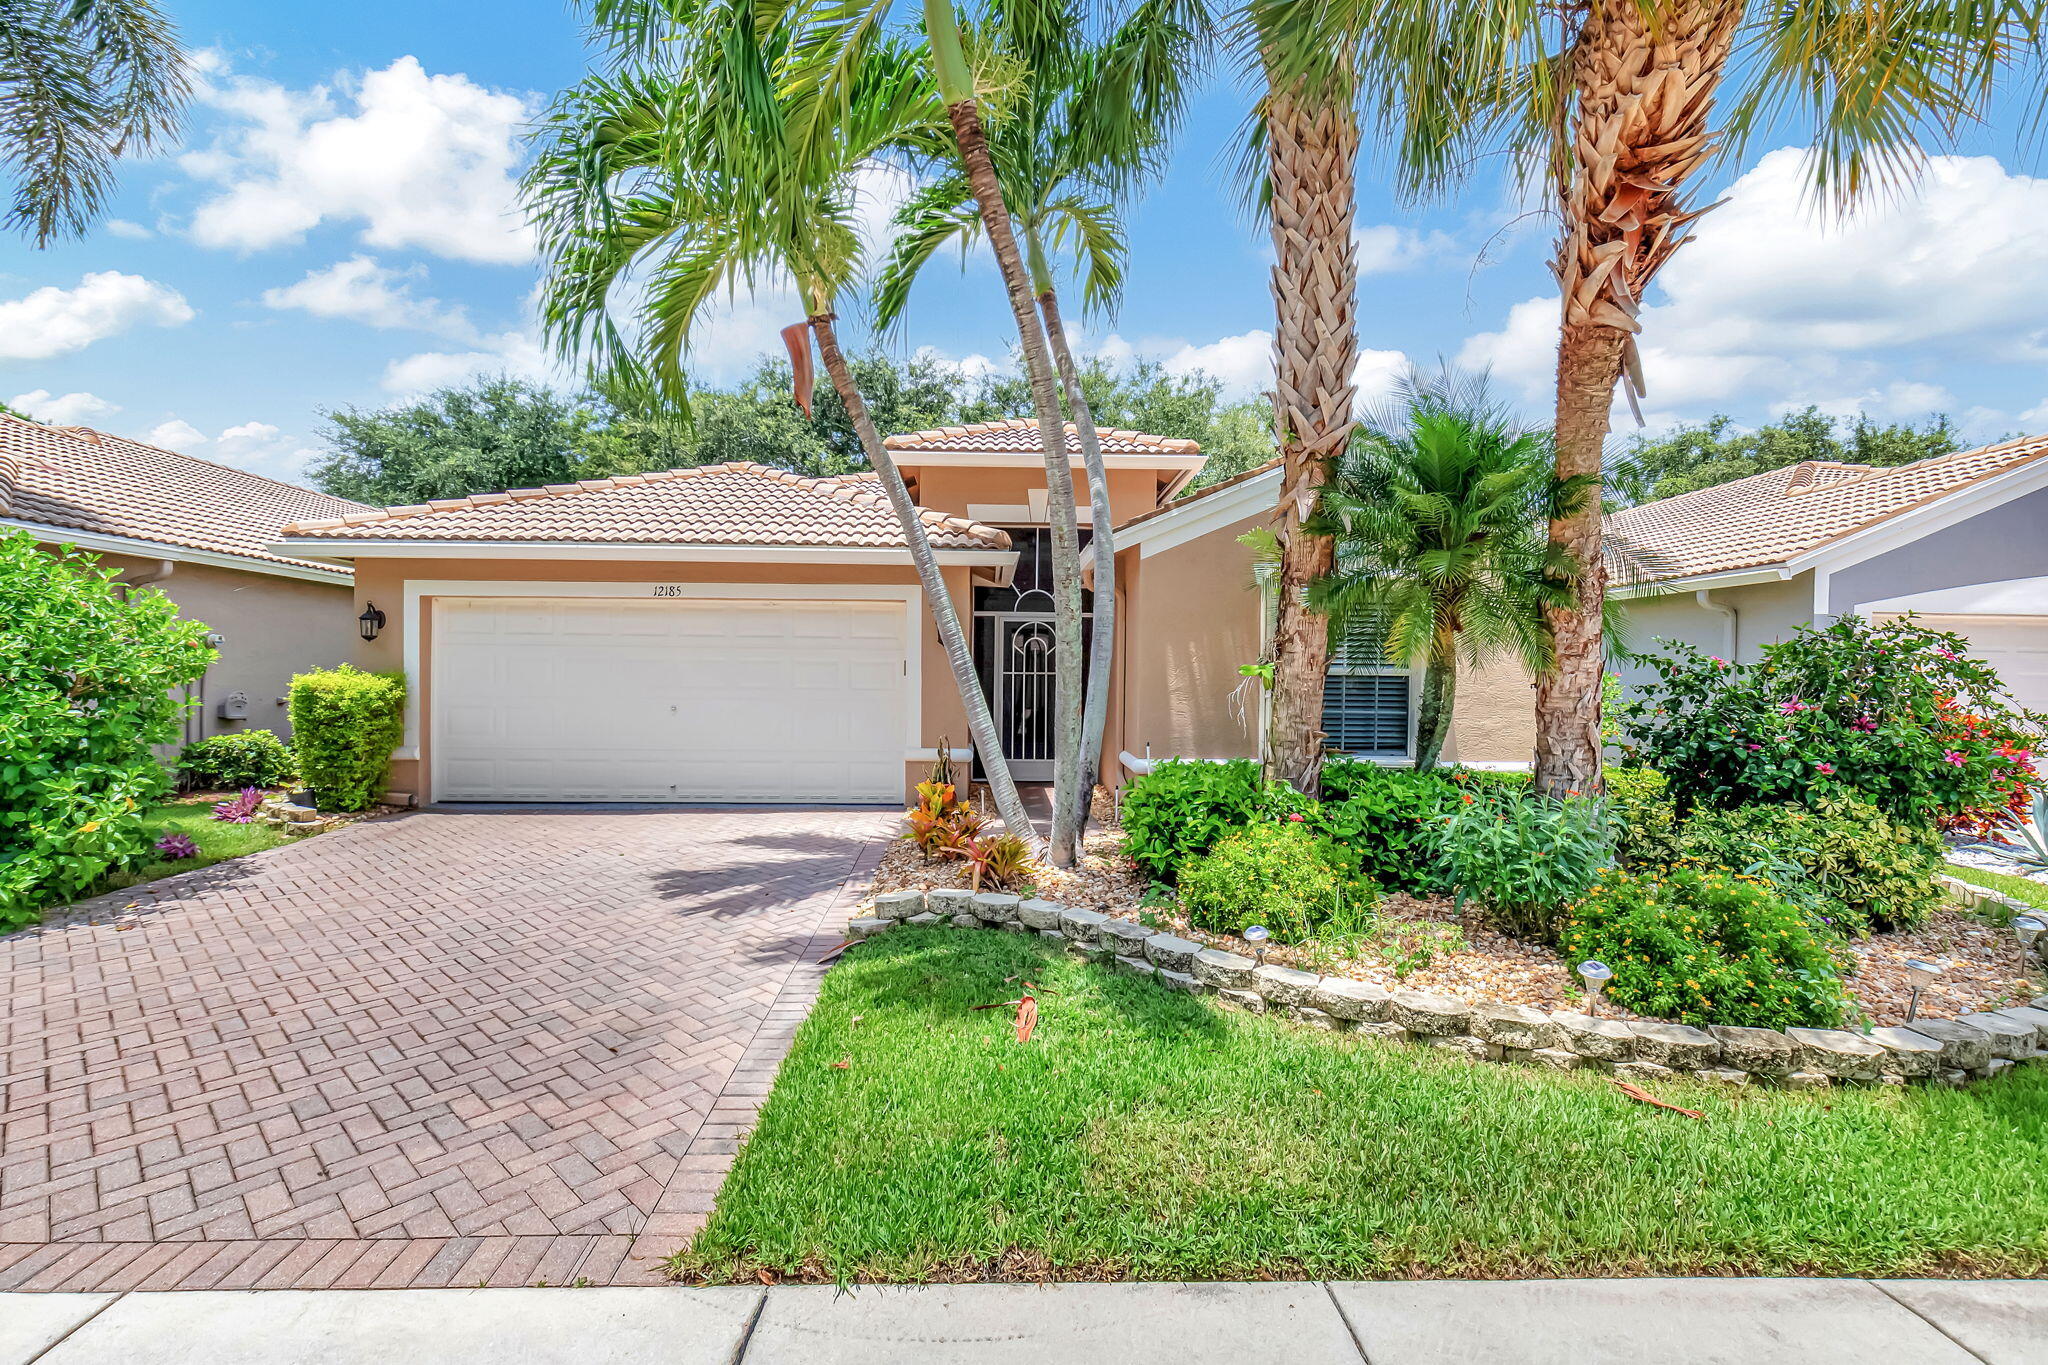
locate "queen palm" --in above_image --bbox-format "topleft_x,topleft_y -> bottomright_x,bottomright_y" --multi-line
523,6 -> 1040,842
1310,371 -> 1579,771
872,0 -> 1205,833
1,0 -> 188,245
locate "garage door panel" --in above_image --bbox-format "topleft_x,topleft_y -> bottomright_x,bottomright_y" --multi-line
433,596 -> 906,803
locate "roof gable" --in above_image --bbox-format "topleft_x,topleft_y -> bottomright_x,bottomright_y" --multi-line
280,461 -> 1010,552
0,415 -> 366,579
1605,434 -> 2048,584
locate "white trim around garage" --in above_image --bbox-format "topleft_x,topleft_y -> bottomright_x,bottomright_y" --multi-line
7,517 -> 353,585
396,581 -> 925,779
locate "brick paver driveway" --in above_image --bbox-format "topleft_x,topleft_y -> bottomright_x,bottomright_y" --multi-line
0,806 -> 892,1291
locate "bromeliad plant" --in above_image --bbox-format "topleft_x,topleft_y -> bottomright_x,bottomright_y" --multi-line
211,788 -> 264,824
947,830 -> 1036,893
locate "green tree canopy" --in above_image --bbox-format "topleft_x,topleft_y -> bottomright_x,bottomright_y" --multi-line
1608,406 -> 1967,509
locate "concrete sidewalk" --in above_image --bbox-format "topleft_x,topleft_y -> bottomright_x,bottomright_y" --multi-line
3,1278 -> 2043,1365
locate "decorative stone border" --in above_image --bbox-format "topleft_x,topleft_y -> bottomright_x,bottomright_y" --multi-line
849,890 -> 2048,1090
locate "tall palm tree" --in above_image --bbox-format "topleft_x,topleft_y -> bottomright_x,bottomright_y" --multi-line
1310,371 -> 1579,771
523,4 -> 1042,843
1411,0 -> 2039,795
872,0 -> 1206,834
1,0 -> 189,245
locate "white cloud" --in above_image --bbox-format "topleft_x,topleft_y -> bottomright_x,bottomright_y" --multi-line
144,419 -> 207,450
1354,224 -> 1453,276
138,415 -> 320,478
182,55 -> 535,264
105,219 -> 154,240
380,329 -> 555,395
0,272 -> 193,360
1086,327 -> 1412,407
1462,149 -> 2048,423
262,255 -> 474,338
10,389 -> 121,425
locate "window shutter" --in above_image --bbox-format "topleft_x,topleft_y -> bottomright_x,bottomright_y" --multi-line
1323,612 -> 1411,756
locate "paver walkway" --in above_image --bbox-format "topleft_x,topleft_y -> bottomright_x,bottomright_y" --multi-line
0,806 -> 893,1292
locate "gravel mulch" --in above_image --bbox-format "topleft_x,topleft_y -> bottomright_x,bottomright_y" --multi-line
863,820 -> 2044,1030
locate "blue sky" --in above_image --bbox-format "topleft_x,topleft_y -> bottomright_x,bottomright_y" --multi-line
3,0 -> 2047,484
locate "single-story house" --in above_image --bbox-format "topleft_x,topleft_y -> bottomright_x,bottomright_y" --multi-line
1607,434 -> 2048,711
1,414 -> 368,745
271,420 -> 1536,805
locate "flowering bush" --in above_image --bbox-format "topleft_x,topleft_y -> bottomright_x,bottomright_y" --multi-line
1617,617 -> 2042,832
1558,867 -> 1851,1030
1676,794 -> 1944,935
1440,790 -> 1612,941
1178,822 -> 1376,942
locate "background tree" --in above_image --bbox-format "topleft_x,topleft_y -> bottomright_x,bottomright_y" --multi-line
0,0 -> 189,245
1310,371 -> 1575,770
1607,406 -> 1966,508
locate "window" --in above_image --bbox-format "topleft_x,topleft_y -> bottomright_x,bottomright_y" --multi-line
1322,615 -> 1412,756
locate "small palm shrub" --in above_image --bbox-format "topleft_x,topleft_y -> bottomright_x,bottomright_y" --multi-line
1121,760 -> 1267,882
1558,867 -> 1852,1030
1441,791 -> 1612,941
1675,794 -> 1944,935
177,729 -> 297,791
1178,822 -> 1376,943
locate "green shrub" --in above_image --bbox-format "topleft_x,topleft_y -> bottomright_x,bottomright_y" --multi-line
1558,866 -> 1851,1029
1608,766 -> 1682,870
1617,617 -> 2042,833
1441,791 -> 1612,941
1676,794 -> 1944,935
0,533 -> 212,927
1178,821 -> 1376,943
177,729 -> 298,790
1314,763 -> 1536,894
288,666 -> 407,812
1121,760 -> 1272,882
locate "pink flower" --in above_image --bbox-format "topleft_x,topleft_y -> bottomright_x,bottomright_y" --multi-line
1942,750 -> 1967,767
1777,699 -> 1808,715
1933,646 -> 1959,660
1287,813 -> 1304,822
1817,762 -> 1836,775
1746,743 -> 1762,752
1850,715 -> 1878,732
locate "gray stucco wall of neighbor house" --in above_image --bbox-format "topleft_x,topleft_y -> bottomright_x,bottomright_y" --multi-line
1823,485 -> 2048,614
92,550 -> 357,745
1616,572 -> 1820,691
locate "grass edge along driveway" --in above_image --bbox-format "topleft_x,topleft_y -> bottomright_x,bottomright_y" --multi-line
673,928 -> 2048,1285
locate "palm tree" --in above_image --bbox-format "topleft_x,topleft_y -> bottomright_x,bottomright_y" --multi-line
872,0 -> 1206,834
1310,371 -> 1579,771
523,4 -> 1041,843
1,0 -> 189,245
1403,0 -> 2038,795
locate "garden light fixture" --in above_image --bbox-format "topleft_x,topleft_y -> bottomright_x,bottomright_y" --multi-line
1904,958 -> 1944,1022
357,602 -> 386,642
2015,914 -> 2045,965
1576,960 -> 1613,1016
1243,924 -> 1269,967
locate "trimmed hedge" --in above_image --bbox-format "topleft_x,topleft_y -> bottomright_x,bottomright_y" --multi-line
178,728 -> 297,791
288,666 -> 406,812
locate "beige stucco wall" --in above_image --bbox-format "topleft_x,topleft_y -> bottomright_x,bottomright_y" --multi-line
905,464 -> 1169,526
85,549 -> 355,746
347,555 -> 991,803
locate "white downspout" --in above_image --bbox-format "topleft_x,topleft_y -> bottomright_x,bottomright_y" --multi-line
1696,589 -> 1737,658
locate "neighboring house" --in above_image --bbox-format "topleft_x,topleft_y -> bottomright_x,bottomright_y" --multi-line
1607,435 -> 2048,712
1,415 -> 368,745
271,420 -> 1536,805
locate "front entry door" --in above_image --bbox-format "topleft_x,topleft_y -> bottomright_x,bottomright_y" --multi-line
992,615 -> 1059,782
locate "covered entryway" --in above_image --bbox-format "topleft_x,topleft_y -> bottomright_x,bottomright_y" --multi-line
432,596 -> 909,802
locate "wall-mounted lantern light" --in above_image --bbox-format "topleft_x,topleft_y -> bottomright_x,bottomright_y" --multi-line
358,602 -> 387,642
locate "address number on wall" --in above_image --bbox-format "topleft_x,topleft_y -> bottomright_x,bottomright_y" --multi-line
651,586 -> 690,597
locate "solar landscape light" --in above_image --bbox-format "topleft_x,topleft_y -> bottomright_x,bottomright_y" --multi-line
1243,924 -> 1269,967
1576,960 -> 1613,1017
1904,957 -> 1944,1022
2015,914 -> 2046,965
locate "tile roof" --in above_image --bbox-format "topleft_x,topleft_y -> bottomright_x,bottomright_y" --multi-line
0,415 -> 366,579
279,461 -> 1011,551
883,418 -> 1202,456
1604,434 -> 2048,584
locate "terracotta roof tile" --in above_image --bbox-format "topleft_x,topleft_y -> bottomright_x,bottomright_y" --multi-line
280,461 -> 1011,551
0,415 -> 365,578
1605,434 -> 2048,583
883,417 -> 1202,455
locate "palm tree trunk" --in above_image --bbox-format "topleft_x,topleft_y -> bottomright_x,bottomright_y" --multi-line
1534,0 -> 1739,798
1415,628 -> 1458,772
1262,82 -> 1360,798
811,310 -> 1038,845
940,93 -> 1085,865
1033,276 -> 1114,837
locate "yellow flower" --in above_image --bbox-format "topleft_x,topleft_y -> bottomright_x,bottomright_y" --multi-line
78,821 -> 100,833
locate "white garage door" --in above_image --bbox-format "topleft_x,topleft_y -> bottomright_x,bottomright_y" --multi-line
1915,616 -> 2048,714
433,596 -> 907,802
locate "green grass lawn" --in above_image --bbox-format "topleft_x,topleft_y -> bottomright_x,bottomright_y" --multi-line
88,797 -> 298,898
674,927 -> 2048,1285
1945,861 -> 2048,914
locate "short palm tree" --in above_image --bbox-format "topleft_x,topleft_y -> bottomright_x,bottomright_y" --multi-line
1,0 -> 189,245
872,0 -> 1205,834
523,3 -> 1040,842
1310,372 -> 1578,771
